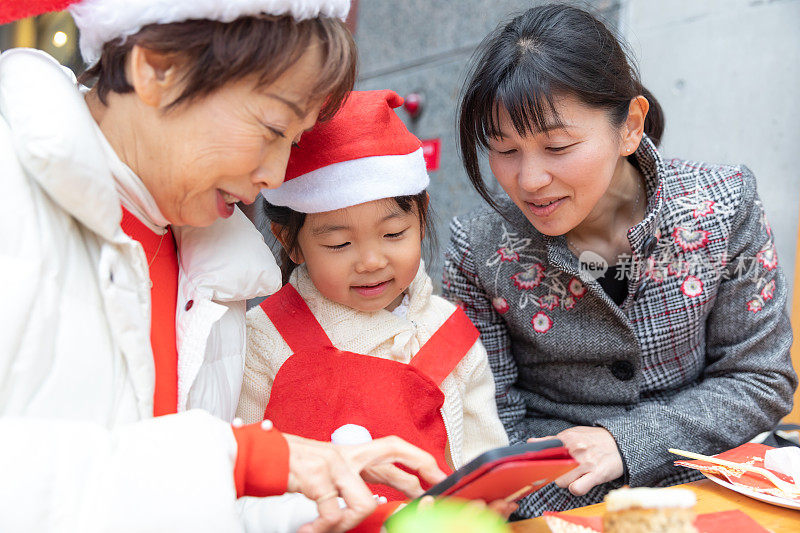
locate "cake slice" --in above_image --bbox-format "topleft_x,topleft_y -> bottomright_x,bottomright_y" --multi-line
603,487 -> 697,533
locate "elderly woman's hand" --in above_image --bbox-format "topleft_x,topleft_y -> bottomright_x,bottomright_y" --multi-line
286,434 -> 446,533
339,435 -> 448,498
530,426 -> 624,496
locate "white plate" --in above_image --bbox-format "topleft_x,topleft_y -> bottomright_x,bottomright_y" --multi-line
702,472 -> 800,510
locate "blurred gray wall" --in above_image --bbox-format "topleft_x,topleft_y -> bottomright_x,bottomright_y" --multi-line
622,0 -> 800,301
352,0 -> 800,299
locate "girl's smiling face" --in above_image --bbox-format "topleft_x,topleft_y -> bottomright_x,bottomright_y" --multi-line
289,198 -> 423,313
486,94 -> 631,237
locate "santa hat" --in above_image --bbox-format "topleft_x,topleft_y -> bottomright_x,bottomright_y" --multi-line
0,0 -> 350,65
263,90 -> 429,214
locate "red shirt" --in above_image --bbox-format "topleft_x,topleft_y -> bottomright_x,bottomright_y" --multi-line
120,207 -> 179,416
121,208 -> 291,498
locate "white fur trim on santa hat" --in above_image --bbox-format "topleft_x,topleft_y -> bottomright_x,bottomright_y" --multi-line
263,148 -> 430,213
69,0 -> 350,65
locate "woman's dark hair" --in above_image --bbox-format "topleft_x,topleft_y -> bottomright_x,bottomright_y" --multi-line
458,4 -> 664,209
79,15 -> 356,119
265,192 -> 434,285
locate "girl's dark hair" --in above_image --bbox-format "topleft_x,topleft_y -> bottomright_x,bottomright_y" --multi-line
265,192 -> 434,285
79,15 -> 356,119
458,4 -> 665,209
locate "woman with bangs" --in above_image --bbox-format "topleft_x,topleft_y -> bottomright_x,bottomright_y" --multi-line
445,4 -> 795,517
0,1 -> 444,532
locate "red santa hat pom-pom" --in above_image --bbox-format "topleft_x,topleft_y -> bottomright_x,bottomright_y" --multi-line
0,0 -> 78,25
263,89 -> 430,214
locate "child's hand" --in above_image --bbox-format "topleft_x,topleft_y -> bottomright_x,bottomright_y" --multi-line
529,426 -> 624,496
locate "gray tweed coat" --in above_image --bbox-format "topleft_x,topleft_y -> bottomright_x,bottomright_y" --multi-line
442,136 -> 796,517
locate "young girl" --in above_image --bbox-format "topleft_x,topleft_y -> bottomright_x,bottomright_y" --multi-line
237,90 -> 508,503
445,4 -> 796,518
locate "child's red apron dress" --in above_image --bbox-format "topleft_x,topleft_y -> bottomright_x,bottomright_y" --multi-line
260,284 -> 480,500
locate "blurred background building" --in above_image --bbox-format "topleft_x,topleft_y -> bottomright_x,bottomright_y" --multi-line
0,10 -> 80,70
2,0 -> 798,297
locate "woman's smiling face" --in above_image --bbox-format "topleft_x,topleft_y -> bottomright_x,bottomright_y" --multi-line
137,43 -> 325,227
486,94 -> 629,236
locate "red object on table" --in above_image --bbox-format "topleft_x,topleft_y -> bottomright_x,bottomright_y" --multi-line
674,442 -> 800,501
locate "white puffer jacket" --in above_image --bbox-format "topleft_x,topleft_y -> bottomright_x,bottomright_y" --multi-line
0,49 -> 282,531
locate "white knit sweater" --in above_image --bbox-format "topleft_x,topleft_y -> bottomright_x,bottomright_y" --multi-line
238,262 -> 508,468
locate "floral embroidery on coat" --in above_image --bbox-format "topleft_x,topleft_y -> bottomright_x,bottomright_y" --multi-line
692,200 -> 715,218
531,312 -> 552,333
756,241 -> 778,271
747,299 -> 763,313
512,264 -> 545,290
742,269 -> 775,314
680,275 -> 704,298
673,226 -> 710,252
487,224 -> 588,333
492,297 -> 510,314
746,200 -> 780,313
538,294 -> 559,311
498,247 -> 519,262
568,277 -> 586,298
761,280 -> 776,301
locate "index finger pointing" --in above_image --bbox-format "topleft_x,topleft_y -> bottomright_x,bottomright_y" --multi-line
356,436 -> 447,485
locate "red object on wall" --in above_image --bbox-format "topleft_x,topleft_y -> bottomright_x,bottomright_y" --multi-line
403,92 -> 424,118
421,138 -> 441,172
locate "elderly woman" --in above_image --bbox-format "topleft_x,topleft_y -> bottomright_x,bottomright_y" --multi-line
0,1 -> 444,532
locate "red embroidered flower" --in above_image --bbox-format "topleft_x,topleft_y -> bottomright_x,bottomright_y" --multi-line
492,297 -> 510,314
692,200 -> 715,218
761,280 -> 776,301
538,294 -> 559,311
747,299 -> 763,313
531,311 -> 553,333
511,263 -> 545,290
497,247 -> 519,262
563,295 -> 576,310
681,275 -> 703,298
757,244 -> 778,271
673,227 -> 710,252
568,277 -> 587,299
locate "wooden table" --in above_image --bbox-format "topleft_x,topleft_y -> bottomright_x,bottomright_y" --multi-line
510,479 -> 800,532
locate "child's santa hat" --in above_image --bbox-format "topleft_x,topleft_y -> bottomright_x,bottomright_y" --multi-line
263,90 -> 430,213
0,0 -> 350,65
